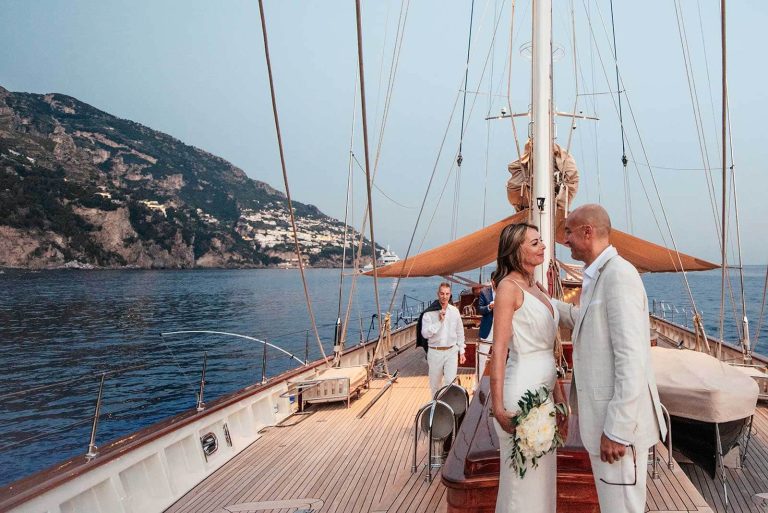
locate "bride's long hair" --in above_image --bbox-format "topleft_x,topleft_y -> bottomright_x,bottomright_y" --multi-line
491,222 -> 539,287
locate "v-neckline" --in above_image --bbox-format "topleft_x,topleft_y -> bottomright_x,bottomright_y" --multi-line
520,288 -> 556,320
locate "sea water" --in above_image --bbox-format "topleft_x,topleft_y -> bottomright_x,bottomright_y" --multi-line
0,267 -> 764,485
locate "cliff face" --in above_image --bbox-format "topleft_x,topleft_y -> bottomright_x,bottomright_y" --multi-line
0,86 -> 377,269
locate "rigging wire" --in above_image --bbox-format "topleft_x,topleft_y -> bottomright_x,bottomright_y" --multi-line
256,0 -> 329,366
563,0 -> 579,158
607,0 -> 632,232
674,0 -> 745,346
626,161 -> 709,172
385,0 -> 506,315
453,0 -> 477,240
351,153 -> 416,209
589,1 -> 602,204
672,0 -> 721,241
727,98 -> 750,354
480,0 -> 501,283
410,0 -> 509,268
695,0 -> 723,160
333,69 -> 359,365
582,0 -> 709,346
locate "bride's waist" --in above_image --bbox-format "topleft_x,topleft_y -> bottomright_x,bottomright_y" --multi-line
507,349 -> 554,361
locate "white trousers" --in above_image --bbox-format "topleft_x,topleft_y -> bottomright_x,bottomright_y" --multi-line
478,339 -> 492,378
589,445 -> 649,513
427,346 -> 458,397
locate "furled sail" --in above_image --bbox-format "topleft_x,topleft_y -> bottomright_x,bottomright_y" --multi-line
507,141 -> 579,214
368,212 -> 717,278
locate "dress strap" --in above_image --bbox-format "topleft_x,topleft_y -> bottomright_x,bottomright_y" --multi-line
509,279 -> 526,292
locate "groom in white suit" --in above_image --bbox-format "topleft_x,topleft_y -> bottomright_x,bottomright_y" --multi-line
554,204 -> 666,513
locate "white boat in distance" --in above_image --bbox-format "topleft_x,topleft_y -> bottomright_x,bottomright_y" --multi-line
361,246 -> 401,273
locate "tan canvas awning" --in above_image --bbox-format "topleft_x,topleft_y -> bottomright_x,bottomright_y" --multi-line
368,211 -> 717,278
554,219 -> 718,273
368,210 -> 529,278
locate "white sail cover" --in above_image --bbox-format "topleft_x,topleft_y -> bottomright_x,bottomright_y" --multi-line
651,347 -> 758,423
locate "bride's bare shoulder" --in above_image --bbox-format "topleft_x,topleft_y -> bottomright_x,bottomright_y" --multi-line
496,277 -> 523,308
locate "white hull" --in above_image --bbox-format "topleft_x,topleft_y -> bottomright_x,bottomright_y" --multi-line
2,325 -> 416,513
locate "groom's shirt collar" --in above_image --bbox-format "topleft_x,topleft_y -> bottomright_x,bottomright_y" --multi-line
581,245 -> 617,300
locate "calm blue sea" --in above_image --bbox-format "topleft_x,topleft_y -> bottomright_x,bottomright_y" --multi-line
0,266 -> 765,486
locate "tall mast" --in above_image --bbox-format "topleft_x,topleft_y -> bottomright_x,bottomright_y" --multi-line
531,0 -> 554,288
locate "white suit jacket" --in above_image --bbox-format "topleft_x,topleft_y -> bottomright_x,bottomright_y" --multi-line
554,253 -> 667,455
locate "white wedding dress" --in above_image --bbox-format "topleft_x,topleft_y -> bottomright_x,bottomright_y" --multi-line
493,285 -> 559,513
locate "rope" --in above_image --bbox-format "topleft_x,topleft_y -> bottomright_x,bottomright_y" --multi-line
354,0 -> 385,372
506,0 -> 523,160
257,0 -> 329,366
341,0 -> 411,350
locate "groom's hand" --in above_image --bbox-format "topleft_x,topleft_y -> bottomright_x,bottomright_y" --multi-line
600,433 -> 627,463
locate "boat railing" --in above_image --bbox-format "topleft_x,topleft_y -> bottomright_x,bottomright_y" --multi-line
0,321 -> 420,513
0,363 -> 151,461
0,315 -> 422,482
651,403 -> 674,480
0,349 -> 256,463
651,299 -> 696,330
400,295 -> 428,323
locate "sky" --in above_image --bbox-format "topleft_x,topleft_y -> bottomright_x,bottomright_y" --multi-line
1,0 -> 767,265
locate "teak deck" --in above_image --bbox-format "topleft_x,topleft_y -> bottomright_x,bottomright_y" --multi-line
165,346 -> 767,513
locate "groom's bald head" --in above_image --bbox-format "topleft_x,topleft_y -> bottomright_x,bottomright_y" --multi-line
570,204 -> 611,240
563,204 -> 612,266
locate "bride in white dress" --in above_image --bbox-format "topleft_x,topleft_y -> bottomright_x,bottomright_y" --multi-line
489,223 -> 569,513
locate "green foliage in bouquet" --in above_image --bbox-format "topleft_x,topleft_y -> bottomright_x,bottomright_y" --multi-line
509,385 -> 568,478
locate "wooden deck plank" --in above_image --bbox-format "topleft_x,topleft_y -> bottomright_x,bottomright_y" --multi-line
165,346 -> 716,513
676,402 -> 768,513
327,381 -> 424,513
347,382 -> 428,513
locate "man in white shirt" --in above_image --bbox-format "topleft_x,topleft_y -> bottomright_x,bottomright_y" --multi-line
421,282 -> 466,396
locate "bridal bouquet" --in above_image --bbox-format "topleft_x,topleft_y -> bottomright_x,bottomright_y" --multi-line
509,386 -> 567,478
